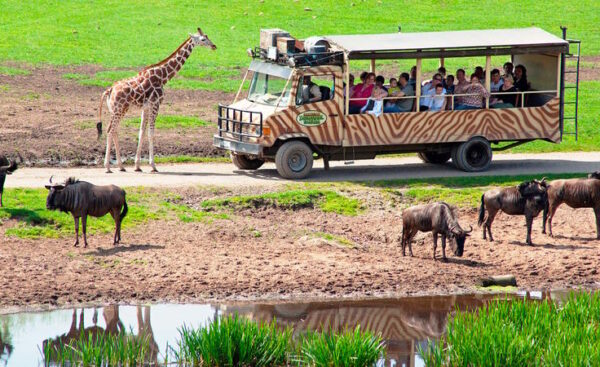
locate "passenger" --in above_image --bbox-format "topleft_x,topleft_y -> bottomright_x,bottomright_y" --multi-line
344,73 -> 355,97
349,72 -> 375,114
408,66 -> 417,88
490,69 -> 504,92
445,75 -> 455,94
474,66 -> 484,83
453,69 -> 469,106
419,73 -> 442,111
514,64 -> 529,91
438,66 -> 447,88
455,74 -> 490,110
383,73 -> 414,113
503,62 -> 514,79
386,77 -> 400,106
491,75 -> 518,108
301,76 -> 322,104
428,84 -> 447,112
359,71 -> 368,84
372,75 -> 388,99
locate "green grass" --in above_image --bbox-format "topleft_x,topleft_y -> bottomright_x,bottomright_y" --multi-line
420,291 -> 600,367
0,65 -> 30,76
201,189 -> 362,216
0,187 -> 226,239
312,231 -> 356,249
298,326 -> 385,367
44,329 -> 153,367
173,314 -> 293,367
122,115 -> 211,129
371,173 -> 585,207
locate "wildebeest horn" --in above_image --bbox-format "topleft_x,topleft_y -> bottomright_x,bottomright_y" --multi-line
49,175 -> 54,184
0,159 -> 11,172
465,225 -> 473,233
540,177 -> 547,183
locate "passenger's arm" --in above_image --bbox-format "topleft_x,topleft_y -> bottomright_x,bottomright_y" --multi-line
309,85 -> 322,102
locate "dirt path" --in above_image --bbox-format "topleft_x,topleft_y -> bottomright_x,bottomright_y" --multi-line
5,152 -> 600,189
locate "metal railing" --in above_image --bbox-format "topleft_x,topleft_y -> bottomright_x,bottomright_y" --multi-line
217,104 -> 263,141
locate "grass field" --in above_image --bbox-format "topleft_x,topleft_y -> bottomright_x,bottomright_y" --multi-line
1,1 -> 599,152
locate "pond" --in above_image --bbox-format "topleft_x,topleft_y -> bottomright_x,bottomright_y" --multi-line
0,290 -> 568,367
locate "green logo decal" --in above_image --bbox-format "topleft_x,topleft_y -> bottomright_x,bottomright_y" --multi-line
296,111 -> 327,127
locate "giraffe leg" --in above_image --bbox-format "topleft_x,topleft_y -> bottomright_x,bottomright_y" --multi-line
104,131 -> 113,173
134,108 -> 149,172
148,102 -> 160,173
112,130 -> 126,172
105,113 -> 124,173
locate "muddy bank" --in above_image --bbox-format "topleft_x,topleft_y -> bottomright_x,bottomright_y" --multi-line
0,190 -> 598,310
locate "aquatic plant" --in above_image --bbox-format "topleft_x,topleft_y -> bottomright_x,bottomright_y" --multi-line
297,325 -> 385,367
420,291 -> 600,366
43,330 -> 153,367
173,314 -> 292,367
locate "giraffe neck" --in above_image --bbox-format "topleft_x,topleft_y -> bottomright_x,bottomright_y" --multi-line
151,39 -> 196,84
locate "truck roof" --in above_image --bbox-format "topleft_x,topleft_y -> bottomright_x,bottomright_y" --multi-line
325,27 -> 569,60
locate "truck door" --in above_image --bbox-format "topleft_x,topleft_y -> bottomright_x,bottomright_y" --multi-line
293,72 -> 343,146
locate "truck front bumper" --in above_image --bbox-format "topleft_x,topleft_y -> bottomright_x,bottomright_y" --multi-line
213,135 -> 262,156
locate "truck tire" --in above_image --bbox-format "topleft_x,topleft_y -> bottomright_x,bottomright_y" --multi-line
452,137 -> 492,172
275,141 -> 313,179
417,152 -> 451,164
231,153 -> 264,170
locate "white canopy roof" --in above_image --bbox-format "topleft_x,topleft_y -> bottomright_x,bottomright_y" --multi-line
324,27 -> 568,59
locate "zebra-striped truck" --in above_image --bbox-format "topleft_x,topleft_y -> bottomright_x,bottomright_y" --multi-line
214,27 -> 578,179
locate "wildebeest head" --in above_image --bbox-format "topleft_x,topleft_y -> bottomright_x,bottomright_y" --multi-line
518,178 -> 548,197
449,225 -> 472,257
588,171 -> 600,179
0,159 -> 17,175
44,176 -> 79,211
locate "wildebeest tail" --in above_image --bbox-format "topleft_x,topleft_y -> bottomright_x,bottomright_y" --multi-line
120,199 -> 128,221
478,194 -> 486,226
98,87 -> 112,140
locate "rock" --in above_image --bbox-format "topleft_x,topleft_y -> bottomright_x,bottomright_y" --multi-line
480,274 -> 517,287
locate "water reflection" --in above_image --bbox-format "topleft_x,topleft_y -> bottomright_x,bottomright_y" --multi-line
0,291 -> 562,367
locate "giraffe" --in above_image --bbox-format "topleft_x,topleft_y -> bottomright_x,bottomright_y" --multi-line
98,27 -> 216,173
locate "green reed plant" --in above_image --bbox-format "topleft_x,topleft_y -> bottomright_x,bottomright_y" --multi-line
43,330 -> 152,367
421,292 -> 600,367
297,325 -> 385,367
173,314 -> 293,367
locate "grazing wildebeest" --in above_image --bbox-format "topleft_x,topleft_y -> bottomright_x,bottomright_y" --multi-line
401,202 -> 472,261
543,176 -> 600,239
45,177 -> 128,247
588,171 -> 600,179
478,179 -> 548,245
0,156 -> 18,207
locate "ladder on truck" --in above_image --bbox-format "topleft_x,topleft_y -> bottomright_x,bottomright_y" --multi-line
562,27 -> 581,141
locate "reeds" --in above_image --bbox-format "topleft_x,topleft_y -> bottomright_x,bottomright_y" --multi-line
43,330 -> 152,366
421,291 -> 600,366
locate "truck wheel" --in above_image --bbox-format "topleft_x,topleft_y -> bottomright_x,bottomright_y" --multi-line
231,153 -> 264,170
452,137 -> 492,172
275,141 -> 313,179
418,152 -> 451,164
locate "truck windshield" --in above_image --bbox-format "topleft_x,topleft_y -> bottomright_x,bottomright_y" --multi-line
247,72 -> 291,106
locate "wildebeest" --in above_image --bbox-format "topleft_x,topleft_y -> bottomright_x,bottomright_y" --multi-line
0,156 -> 18,207
543,176 -> 600,239
401,202 -> 472,261
45,177 -> 128,247
478,179 -> 548,245
588,171 -> 600,179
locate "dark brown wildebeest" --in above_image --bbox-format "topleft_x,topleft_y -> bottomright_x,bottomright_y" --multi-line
478,179 -> 548,245
588,171 -> 600,179
0,156 -> 18,207
45,177 -> 128,247
401,202 -> 472,261
543,176 -> 600,239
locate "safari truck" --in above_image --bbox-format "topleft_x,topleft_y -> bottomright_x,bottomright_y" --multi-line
214,27 -> 580,179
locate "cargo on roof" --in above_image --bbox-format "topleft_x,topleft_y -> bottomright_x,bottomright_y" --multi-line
325,27 -> 569,60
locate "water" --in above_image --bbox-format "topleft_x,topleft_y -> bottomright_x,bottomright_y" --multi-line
0,291 -> 568,367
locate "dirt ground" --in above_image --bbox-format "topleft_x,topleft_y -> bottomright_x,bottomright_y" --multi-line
0,64 -> 232,166
0,187 -> 598,311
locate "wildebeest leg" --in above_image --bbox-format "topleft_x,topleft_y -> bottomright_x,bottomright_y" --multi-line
134,107 -> 149,172
441,235 -> 448,262
401,227 -> 407,256
81,215 -> 88,248
485,208 -> 498,242
594,207 -> 600,239
401,227 -> 415,257
432,232 -> 438,260
546,202 -> 560,237
111,209 -> 120,245
525,215 -> 534,245
73,216 -> 80,247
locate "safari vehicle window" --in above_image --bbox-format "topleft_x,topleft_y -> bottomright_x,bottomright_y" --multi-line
296,75 -> 335,105
247,72 -> 291,106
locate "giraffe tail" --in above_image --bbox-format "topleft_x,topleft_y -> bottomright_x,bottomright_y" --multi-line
97,87 -> 112,140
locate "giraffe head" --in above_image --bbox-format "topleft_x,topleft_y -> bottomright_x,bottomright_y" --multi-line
190,27 -> 216,50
